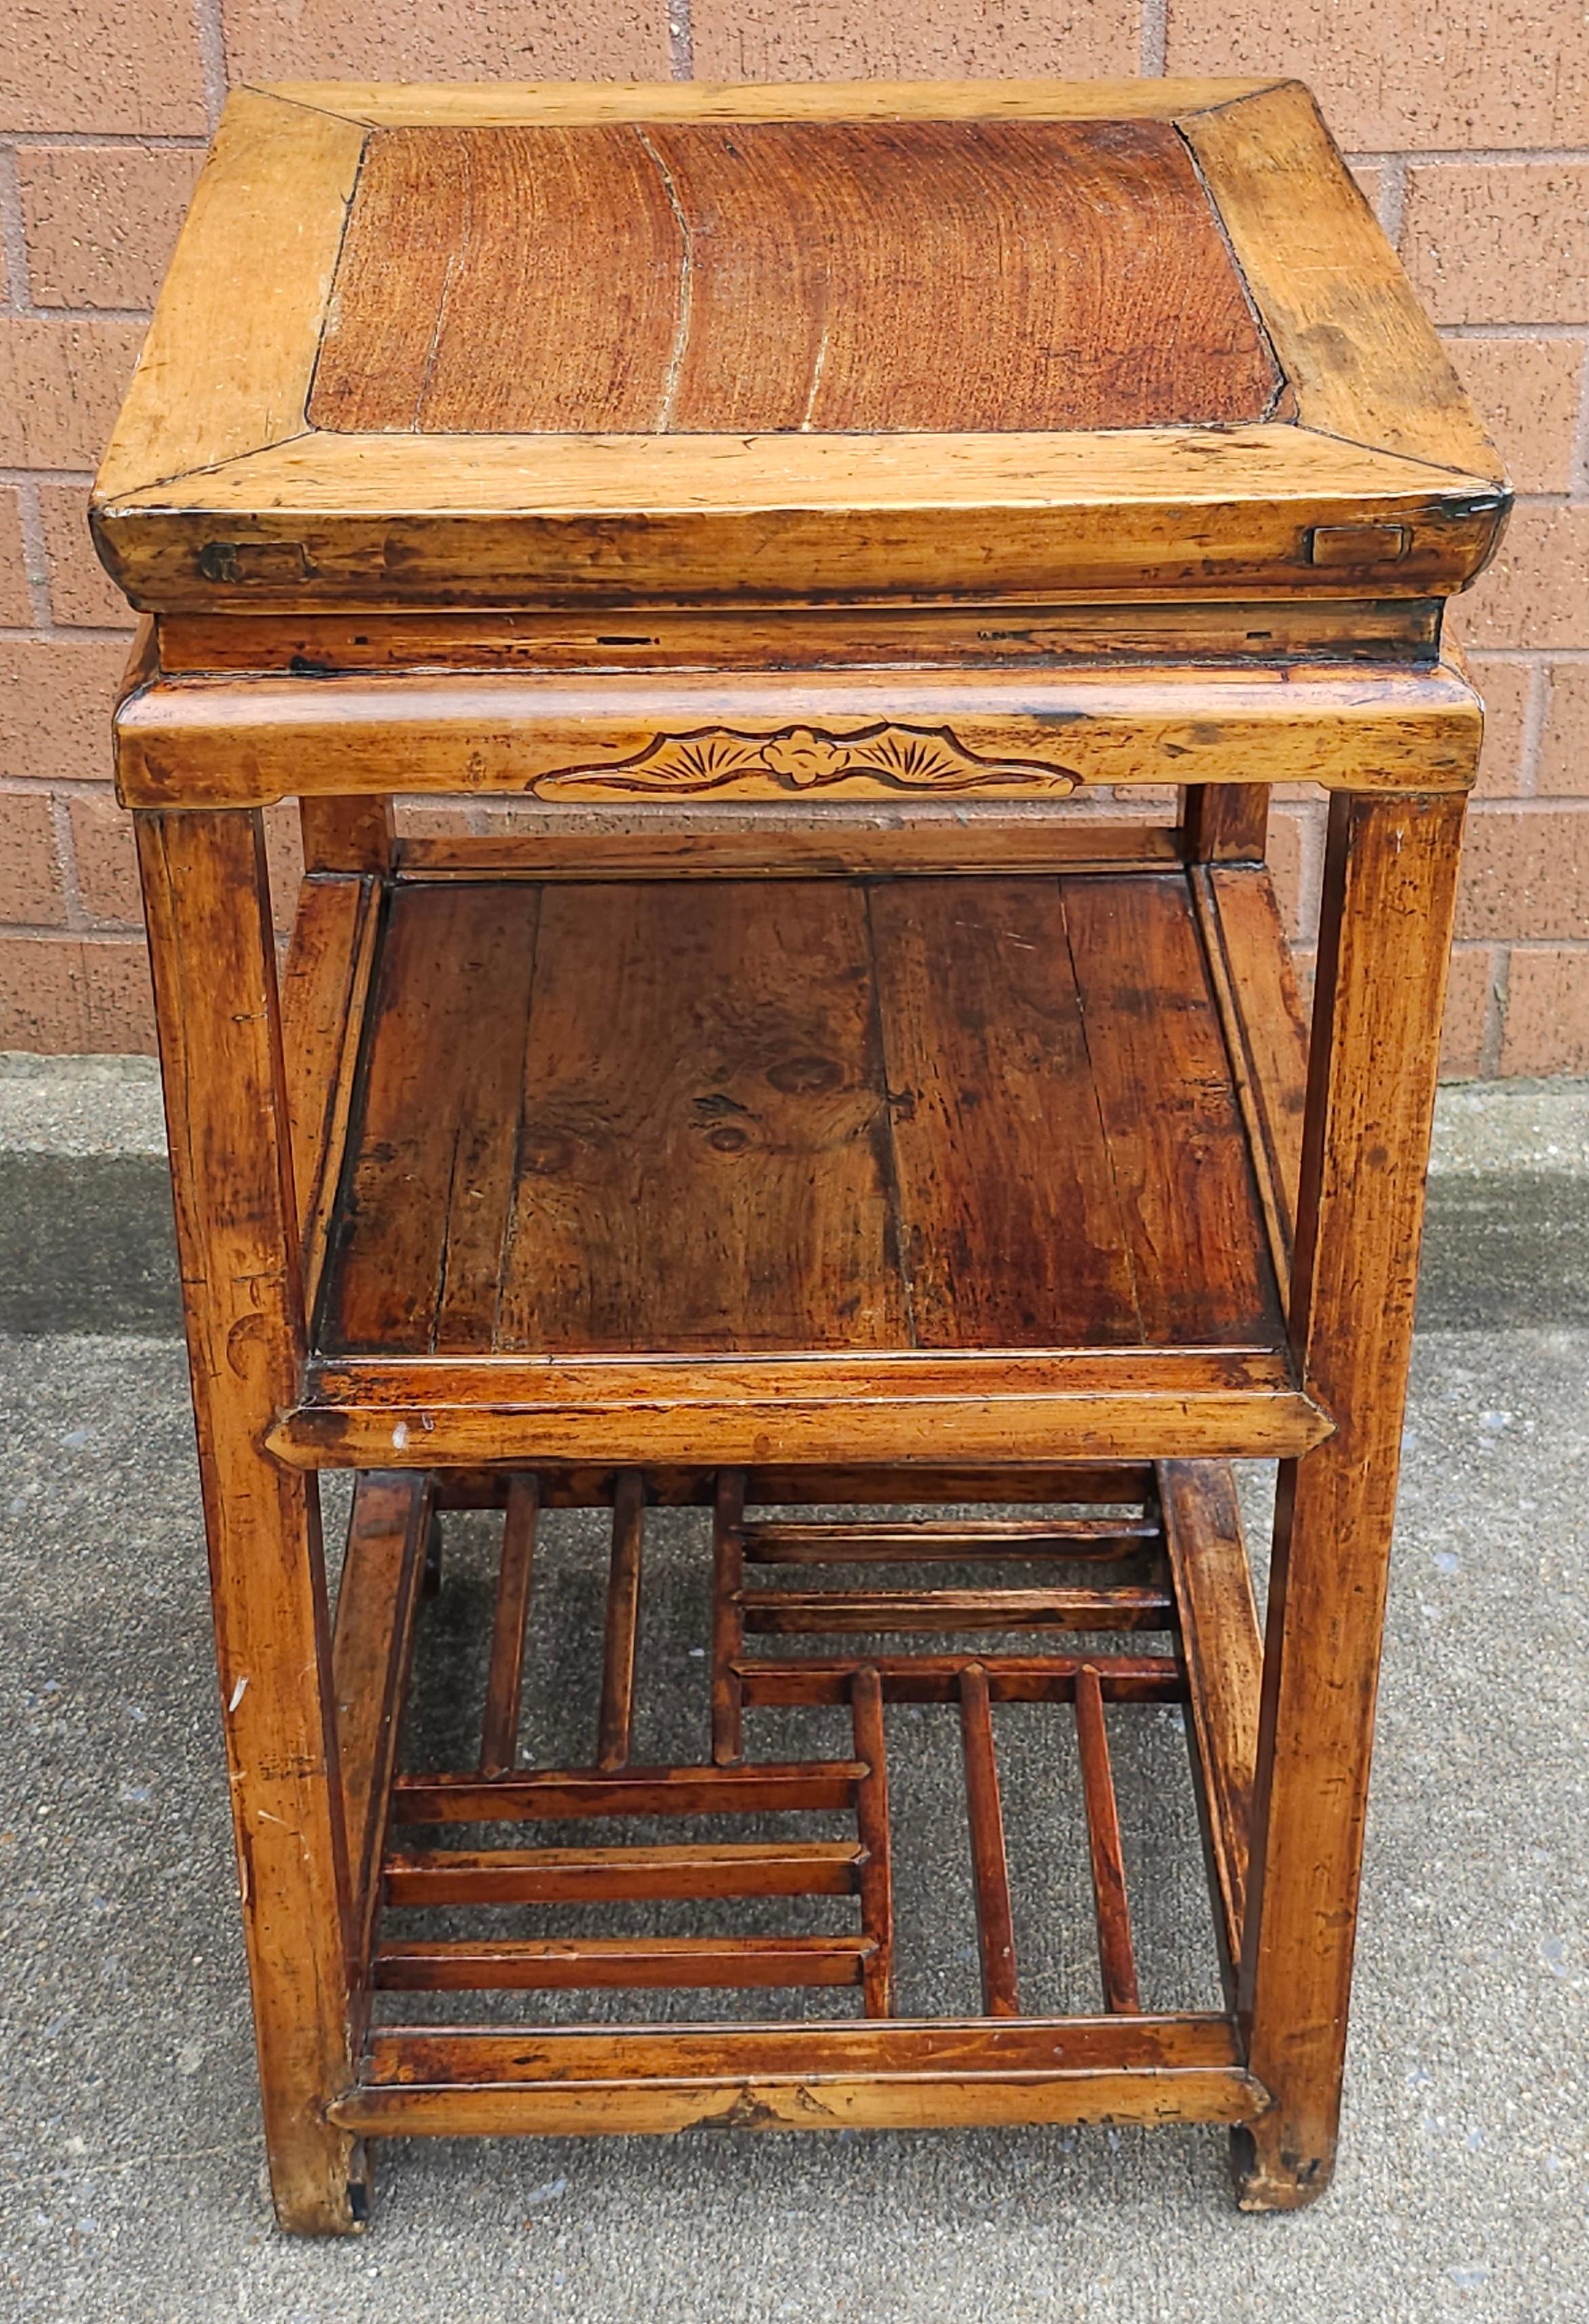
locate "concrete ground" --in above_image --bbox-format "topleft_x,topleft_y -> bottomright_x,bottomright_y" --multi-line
0,1057 -> 1585,2322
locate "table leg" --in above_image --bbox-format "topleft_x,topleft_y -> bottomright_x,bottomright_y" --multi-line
137,807 -> 364,2233
1235,787 -> 1465,2208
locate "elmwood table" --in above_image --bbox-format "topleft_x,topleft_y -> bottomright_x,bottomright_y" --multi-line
92,76 -> 1509,2231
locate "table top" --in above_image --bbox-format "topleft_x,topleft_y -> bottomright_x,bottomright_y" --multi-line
92,79 -> 1508,615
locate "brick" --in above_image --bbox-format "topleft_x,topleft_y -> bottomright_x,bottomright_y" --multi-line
1166,3 -> 1589,150
38,484 -> 133,629
18,144 -> 203,310
1440,946 -> 1494,1079
1499,947 -> 1589,1076
0,934 -> 153,1051
1456,806 -> 1589,941
0,318 -> 145,469
1,0 -> 208,134
262,802 -> 304,936
693,0 -> 1139,79
1440,336 -> 1585,495
0,636 -> 131,785
1454,505 -> 1589,653
1265,803 -> 1322,945
225,0 -> 670,80
1538,663 -> 1589,797
1401,165 -> 1589,326
1348,163 -> 1384,222
1464,655 -> 1533,800
67,786 -> 140,923
0,792 -> 67,924
0,488 -> 34,627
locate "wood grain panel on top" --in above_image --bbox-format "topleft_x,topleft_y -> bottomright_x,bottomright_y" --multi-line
492,882 -> 903,1356
308,120 -> 1282,437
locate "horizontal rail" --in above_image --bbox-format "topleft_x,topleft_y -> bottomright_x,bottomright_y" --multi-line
374,1934 -> 874,1992
742,1517 -> 1161,1562
736,1654 -> 1183,1707
382,1840 -> 864,1905
390,1761 -> 867,1824
740,1586 -> 1173,1634
328,2016 -> 1263,2137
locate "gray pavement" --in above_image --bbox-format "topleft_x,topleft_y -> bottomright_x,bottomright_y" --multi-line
0,1059 -> 1585,2321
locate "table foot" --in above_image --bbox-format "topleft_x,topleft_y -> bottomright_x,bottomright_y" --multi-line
1230,2120 -> 1336,2212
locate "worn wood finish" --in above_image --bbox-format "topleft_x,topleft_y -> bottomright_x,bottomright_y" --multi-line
155,599 -> 1442,678
596,1473 -> 646,1771
711,1469 -> 746,1767
959,1665 -> 1019,2016
374,1934 -> 874,1993
1196,864 -> 1312,1290
114,662 -> 1484,813
432,1463 -> 1160,1510
137,807 -> 360,2233
1183,784 -> 1269,864
312,120 -> 1279,438
300,795 -> 394,874
737,1653 -> 1183,1707
331,1471 -> 431,1980
391,1761 -> 868,1824
382,1839 -> 865,1907
740,1586 -> 1174,1634
394,818 -> 1185,884
1238,790 -> 1467,2210
278,870 -> 380,1314
477,1473 -> 538,1778
850,1669 -> 895,2018
1181,81 -> 1503,482
272,1352 -> 1328,1471
1074,1665 -> 1143,2014
319,870 -> 1291,1374
742,1517 -> 1160,1562
1158,1459 -> 1262,1987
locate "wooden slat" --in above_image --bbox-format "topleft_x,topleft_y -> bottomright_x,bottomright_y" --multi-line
849,1669 -> 894,2017
274,1355 -> 1329,1469
113,659 -> 1487,809
959,1665 -> 1018,2016
492,879 -> 902,1354
395,820 -> 1185,882
1158,1459 -> 1262,1983
432,1461 -> 1160,1509
279,872 -> 380,1313
374,1934 -> 873,1991
741,1586 -> 1173,1634
1074,1665 -> 1143,2014
1062,875 -> 1283,1348
1197,863 -> 1312,1292
711,1469 -> 746,1766
478,1473 -> 538,1778
299,795 -> 394,874
325,882 -> 538,1354
869,876 -> 1141,1349
391,1760 -> 866,1824
742,1517 -> 1160,1562
1183,782 -> 1269,864
382,1839 -> 863,1905
331,1472 -> 432,1953
596,1473 -> 644,1771
738,1654 -> 1182,1707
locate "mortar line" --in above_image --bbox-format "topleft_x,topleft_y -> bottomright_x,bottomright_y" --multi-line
193,0 -> 230,135
1140,0 -> 1168,78
0,143 -> 35,316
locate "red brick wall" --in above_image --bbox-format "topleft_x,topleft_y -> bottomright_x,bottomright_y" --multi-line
2,5 -> 1585,1070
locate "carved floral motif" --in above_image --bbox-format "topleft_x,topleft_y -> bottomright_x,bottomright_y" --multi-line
536,723 -> 1080,797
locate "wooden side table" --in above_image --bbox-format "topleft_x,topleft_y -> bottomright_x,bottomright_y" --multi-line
93,77 -> 1509,2233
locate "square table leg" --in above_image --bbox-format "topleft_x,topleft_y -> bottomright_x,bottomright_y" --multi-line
137,806 -> 366,2233
1236,787 -> 1465,2207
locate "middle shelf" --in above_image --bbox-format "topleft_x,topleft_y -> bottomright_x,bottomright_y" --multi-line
274,857 -> 1324,1470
